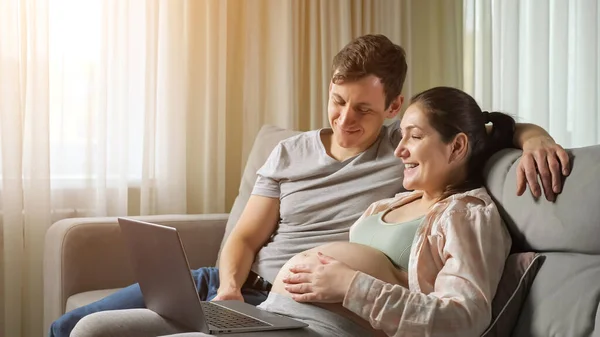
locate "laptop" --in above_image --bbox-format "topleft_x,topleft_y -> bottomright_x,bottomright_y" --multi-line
117,217 -> 308,334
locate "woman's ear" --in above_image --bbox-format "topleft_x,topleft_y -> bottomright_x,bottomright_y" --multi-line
449,133 -> 469,163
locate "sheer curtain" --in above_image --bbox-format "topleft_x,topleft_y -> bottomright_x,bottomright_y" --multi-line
1,1 -> 191,336
463,0 -> 600,148
0,0 -> 462,336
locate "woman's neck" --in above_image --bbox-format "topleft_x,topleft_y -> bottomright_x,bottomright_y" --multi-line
420,190 -> 445,207
420,169 -> 469,204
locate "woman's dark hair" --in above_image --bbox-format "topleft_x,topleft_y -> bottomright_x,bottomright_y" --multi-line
410,86 -> 516,199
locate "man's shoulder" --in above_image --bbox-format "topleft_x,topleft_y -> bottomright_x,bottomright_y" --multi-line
278,128 -> 320,144
263,129 -> 325,167
381,119 -> 401,145
385,119 -> 401,130
275,129 -> 321,153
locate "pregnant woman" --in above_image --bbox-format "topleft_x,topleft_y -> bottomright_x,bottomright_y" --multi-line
70,86 -> 515,337
258,86 -> 515,337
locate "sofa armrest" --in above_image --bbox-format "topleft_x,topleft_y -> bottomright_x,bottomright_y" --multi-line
43,213 -> 228,330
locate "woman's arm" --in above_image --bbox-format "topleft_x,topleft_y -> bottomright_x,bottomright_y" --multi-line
342,207 -> 511,337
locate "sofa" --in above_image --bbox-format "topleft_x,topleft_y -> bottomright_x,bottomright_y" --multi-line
44,124 -> 600,336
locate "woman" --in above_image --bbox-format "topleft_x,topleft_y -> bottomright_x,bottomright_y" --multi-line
256,86 -> 515,337
71,86 -> 515,337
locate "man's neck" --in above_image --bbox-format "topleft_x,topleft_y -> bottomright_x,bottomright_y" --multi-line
321,131 -> 367,162
329,144 -> 364,162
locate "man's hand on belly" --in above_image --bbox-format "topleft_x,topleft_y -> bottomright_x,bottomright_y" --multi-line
282,252 -> 357,303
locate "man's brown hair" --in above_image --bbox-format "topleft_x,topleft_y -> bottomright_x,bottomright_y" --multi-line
331,34 -> 408,109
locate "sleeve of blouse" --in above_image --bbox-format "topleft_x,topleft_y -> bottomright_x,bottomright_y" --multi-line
342,205 -> 511,337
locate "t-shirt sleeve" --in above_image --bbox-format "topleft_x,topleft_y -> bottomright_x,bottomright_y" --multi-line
251,143 -> 283,198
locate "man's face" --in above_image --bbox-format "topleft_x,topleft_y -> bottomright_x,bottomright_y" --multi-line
327,74 -> 402,151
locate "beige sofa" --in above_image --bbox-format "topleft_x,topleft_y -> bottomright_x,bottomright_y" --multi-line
44,124 -> 600,336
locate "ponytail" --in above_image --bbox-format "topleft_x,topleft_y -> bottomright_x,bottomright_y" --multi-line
483,111 -> 516,155
438,111 -> 516,201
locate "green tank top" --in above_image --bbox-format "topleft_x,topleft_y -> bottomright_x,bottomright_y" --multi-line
349,209 -> 424,271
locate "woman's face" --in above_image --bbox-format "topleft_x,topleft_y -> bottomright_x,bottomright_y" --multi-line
395,104 -> 464,194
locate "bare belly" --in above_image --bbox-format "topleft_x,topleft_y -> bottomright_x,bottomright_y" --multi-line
271,242 -> 409,334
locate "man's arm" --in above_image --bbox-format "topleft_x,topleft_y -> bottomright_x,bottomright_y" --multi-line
488,123 -> 571,202
214,195 -> 280,301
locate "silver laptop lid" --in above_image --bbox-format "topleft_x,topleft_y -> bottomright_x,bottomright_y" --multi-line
118,217 -> 209,333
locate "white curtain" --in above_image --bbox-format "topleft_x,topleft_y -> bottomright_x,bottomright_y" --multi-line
0,0 -> 462,336
1,1 -> 192,336
463,0 -> 600,148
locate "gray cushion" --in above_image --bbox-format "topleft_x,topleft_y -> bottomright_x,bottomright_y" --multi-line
511,253 -> 600,337
483,253 -> 544,337
484,145 -> 600,254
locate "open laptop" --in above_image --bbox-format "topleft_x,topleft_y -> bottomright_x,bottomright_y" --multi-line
117,217 -> 308,334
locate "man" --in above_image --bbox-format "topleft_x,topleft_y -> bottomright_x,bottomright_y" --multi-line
51,34 -> 570,337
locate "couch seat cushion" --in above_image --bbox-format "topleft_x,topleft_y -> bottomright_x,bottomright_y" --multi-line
65,288 -> 122,313
511,252 -> 600,337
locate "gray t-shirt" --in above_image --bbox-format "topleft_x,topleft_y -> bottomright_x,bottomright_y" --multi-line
250,120 -> 405,282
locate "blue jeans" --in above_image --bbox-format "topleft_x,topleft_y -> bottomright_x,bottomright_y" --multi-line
48,267 -> 269,337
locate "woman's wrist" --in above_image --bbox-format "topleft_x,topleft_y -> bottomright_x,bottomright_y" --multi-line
342,270 -> 364,306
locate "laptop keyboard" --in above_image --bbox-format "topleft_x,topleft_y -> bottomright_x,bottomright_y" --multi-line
200,301 -> 271,329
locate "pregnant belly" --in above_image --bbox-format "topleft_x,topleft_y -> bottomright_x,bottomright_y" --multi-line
270,242 -> 409,334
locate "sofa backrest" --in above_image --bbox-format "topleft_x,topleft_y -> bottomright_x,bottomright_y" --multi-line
483,145 -> 600,254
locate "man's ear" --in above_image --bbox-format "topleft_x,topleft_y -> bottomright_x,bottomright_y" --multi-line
449,133 -> 469,163
386,95 -> 404,118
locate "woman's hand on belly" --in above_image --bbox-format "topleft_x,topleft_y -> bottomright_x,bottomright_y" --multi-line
282,252 -> 357,303
275,242 -> 409,303
270,242 -> 408,334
